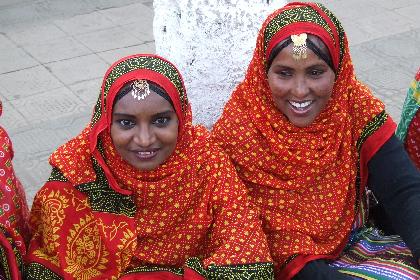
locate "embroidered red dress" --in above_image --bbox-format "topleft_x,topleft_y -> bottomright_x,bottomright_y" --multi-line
25,54 -> 273,279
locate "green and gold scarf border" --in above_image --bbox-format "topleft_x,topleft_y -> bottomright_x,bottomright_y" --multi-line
396,78 -> 420,142
91,56 -> 187,127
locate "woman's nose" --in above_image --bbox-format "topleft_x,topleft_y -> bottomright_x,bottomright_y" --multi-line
134,125 -> 155,147
293,77 -> 310,98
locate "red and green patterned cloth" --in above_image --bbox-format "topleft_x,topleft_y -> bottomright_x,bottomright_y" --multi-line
396,68 -> 420,169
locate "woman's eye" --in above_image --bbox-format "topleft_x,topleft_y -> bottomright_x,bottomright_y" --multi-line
309,69 -> 324,76
118,119 -> 135,128
153,117 -> 170,126
278,70 -> 292,77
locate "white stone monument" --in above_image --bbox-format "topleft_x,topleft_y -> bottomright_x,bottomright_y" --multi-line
153,0 -> 287,128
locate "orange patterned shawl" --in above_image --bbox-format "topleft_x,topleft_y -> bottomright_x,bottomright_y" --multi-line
211,2 -> 396,279
26,54 -> 273,279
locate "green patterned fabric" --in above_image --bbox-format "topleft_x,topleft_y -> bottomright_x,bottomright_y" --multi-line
75,158 -> 136,217
25,263 -> 62,280
0,227 -> 24,280
124,257 -> 274,280
396,75 -> 420,142
357,111 -> 389,151
206,262 -> 274,279
0,243 -> 11,280
47,167 -> 68,183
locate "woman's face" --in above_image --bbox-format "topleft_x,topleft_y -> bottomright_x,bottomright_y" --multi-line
111,89 -> 179,171
267,41 -> 335,127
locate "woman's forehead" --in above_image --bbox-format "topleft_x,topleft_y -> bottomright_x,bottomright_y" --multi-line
113,89 -> 175,115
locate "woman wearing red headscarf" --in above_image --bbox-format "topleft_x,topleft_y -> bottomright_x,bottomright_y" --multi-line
211,2 -> 420,280
0,101 -> 30,280
24,54 -> 273,279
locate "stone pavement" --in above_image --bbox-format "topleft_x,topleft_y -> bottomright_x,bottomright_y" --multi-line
0,0 -> 419,206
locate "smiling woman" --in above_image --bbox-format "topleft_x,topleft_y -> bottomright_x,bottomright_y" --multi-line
211,2 -> 420,280
24,54 -> 274,279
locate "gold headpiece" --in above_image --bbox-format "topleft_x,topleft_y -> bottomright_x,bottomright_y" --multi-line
131,79 -> 150,100
291,33 -> 308,60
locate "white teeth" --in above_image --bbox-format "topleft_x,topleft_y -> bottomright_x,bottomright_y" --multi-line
138,151 -> 153,155
289,100 -> 313,108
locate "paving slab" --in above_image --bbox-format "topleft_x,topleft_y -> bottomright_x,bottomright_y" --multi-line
53,11 -> 117,35
0,102 -> 28,132
0,34 -> 39,74
396,4 -> 420,23
5,23 -> 68,45
0,4 -> 42,27
99,2 -> 154,26
0,66 -> 63,101
75,26 -> 146,52
69,78 -> 102,105
121,23 -> 155,42
97,43 -> 156,64
45,54 -> 109,85
369,0 -> 420,10
0,34 -> 17,50
24,36 -> 91,64
0,47 -> 38,74
10,87 -> 89,125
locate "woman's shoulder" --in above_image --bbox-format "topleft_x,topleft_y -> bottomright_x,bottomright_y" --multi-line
51,126 -> 91,161
48,126 -> 97,186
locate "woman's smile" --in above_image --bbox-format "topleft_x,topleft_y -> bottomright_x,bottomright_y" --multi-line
133,149 -> 159,160
288,100 -> 314,114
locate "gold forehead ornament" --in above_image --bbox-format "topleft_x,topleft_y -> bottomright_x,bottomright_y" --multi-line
291,33 -> 308,60
131,79 -> 150,101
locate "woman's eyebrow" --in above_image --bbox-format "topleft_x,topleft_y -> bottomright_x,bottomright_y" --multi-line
271,64 -> 293,69
112,110 -> 175,117
153,110 -> 176,117
112,112 -> 133,117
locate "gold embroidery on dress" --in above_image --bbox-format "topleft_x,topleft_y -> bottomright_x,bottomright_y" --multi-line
64,214 -> 109,279
32,189 -> 70,267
